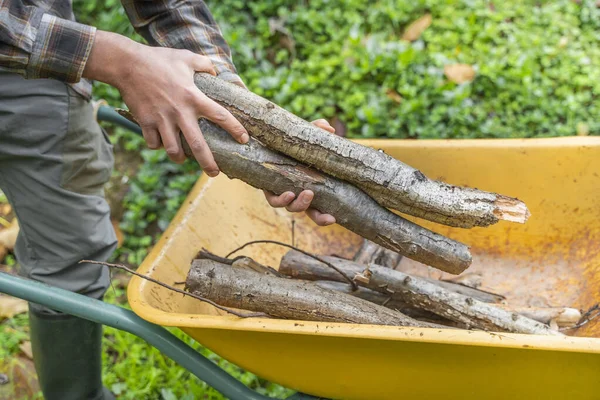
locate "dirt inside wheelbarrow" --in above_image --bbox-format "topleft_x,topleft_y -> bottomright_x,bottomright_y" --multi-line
302,226 -> 600,338
144,202 -> 600,339
240,204 -> 600,338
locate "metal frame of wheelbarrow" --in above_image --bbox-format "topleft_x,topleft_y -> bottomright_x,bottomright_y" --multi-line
0,104 -> 326,400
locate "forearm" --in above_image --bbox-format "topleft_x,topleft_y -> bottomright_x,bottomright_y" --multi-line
120,0 -> 242,85
82,30 -> 140,89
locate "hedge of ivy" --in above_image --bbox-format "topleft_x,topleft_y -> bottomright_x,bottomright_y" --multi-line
78,0 -> 599,139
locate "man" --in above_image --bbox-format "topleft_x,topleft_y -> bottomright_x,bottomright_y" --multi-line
0,1 -> 336,398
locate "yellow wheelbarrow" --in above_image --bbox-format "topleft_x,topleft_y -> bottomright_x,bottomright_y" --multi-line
128,133 -> 600,399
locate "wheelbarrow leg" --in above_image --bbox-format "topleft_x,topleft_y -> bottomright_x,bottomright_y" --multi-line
0,272 -> 328,400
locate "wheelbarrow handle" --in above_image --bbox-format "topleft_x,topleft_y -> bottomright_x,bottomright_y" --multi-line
0,272 -> 279,400
95,103 -> 143,136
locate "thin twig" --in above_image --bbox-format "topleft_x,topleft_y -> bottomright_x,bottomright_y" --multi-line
560,303 -> 600,331
79,260 -> 267,318
195,249 -> 235,265
225,239 -> 358,290
291,219 -> 296,248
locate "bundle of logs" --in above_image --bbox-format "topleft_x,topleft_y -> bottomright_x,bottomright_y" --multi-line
186,240 -> 581,336
122,73 -> 530,275
123,73 -> 580,335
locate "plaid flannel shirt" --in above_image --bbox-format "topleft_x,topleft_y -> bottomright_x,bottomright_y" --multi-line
0,0 -> 241,99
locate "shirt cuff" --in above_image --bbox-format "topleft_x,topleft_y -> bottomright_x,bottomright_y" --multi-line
27,14 -> 96,84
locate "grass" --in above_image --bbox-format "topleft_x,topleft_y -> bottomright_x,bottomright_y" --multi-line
0,270 -> 293,399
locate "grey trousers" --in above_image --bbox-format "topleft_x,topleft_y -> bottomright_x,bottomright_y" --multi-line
0,73 -> 117,313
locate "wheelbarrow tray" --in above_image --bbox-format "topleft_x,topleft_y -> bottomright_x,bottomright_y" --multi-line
128,137 -> 600,400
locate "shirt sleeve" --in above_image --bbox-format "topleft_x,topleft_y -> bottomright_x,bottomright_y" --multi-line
0,1 -> 96,83
120,0 -> 243,85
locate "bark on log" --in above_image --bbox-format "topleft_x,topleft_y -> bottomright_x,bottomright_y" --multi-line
190,120 -> 471,274
353,239 -> 402,270
280,251 -> 502,303
313,280 -> 577,328
353,266 -> 560,335
186,259 -> 444,328
194,73 -> 530,228
312,280 -> 454,324
279,251 -> 560,335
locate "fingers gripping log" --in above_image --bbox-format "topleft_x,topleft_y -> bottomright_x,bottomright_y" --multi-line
192,120 -> 471,274
194,73 -> 530,229
185,259 -> 444,328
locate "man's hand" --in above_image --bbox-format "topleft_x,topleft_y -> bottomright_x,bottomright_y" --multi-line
263,119 -> 337,227
83,30 -> 248,176
83,31 -> 335,226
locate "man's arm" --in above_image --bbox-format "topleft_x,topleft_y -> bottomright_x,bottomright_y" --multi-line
120,0 -> 243,86
0,1 -> 248,175
0,1 -> 334,226
116,1 -> 335,226
0,1 -> 94,82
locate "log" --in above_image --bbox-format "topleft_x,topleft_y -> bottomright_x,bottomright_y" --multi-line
353,239 -> 402,270
188,119 -> 471,274
495,306 -> 581,328
280,251 -> 503,303
353,266 -> 561,335
279,251 -> 560,335
313,280 -> 454,324
195,249 -> 284,277
314,280 -> 578,328
185,259 -> 444,328
194,73 -> 530,229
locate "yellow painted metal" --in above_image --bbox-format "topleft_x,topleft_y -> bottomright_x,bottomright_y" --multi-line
128,137 -> 600,399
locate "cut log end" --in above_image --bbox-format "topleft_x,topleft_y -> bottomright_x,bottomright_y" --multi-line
493,195 -> 531,224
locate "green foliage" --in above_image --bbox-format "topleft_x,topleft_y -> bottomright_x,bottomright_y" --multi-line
76,0 -> 600,140
114,149 -> 200,266
98,285 -> 292,399
206,0 -> 599,139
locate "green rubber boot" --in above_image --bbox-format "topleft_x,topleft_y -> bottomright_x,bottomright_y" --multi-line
28,305 -> 115,400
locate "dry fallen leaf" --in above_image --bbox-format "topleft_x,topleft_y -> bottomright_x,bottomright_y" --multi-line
19,342 -> 32,360
111,219 -> 124,248
444,64 -> 476,84
0,356 -> 40,399
0,295 -> 28,319
0,219 -> 19,250
385,89 -> 403,104
401,14 -> 432,42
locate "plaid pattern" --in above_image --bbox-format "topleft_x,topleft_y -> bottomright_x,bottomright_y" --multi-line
0,0 -> 241,99
121,0 -> 241,84
28,14 -> 96,83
